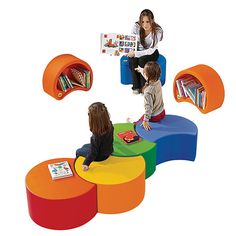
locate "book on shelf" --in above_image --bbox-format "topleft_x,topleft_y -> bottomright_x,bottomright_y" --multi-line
201,90 -> 207,109
185,83 -> 202,104
48,161 -> 73,180
57,68 -> 91,91
58,76 -> 67,91
176,79 -> 185,98
196,86 -> 205,108
175,76 -> 207,109
180,76 -> 196,97
63,74 -> 73,89
117,130 -> 142,144
71,68 -> 86,87
100,33 -> 138,56
70,80 -> 84,87
84,70 -> 91,88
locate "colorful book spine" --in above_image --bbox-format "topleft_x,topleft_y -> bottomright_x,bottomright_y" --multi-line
59,76 -> 67,91
84,70 -> 90,88
63,75 -> 73,88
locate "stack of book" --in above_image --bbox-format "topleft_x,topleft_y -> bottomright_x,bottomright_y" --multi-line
176,76 -> 206,109
57,68 -> 91,92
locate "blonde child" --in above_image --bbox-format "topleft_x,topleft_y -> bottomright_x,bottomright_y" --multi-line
75,102 -> 114,171
135,61 -> 165,130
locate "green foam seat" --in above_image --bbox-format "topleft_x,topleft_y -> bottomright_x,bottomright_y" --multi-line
113,123 -> 156,178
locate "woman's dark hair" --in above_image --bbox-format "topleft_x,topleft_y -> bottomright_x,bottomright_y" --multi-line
144,61 -> 161,84
88,102 -> 112,135
138,9 -> 163,48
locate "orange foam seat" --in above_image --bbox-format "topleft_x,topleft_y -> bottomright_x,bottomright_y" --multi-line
25,158 -> 97,230
75,155 -> 145,214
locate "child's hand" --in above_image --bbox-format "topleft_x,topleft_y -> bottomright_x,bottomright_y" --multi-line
135,66 -> 143,74
82,165 -> 89,171
141,121 -> 151,131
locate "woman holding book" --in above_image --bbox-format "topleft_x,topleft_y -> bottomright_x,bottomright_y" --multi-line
126,9 -> 163,94
75,102 -> 114,171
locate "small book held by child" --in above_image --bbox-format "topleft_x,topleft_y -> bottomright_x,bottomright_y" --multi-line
48,161 -> 73,180
117,130 -> 142,144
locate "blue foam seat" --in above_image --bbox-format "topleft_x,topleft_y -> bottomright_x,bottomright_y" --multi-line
120,54 -> 166,86
135,115 -> 198,165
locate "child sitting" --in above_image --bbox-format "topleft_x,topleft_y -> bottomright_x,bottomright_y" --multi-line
75,102 -> 114,171
134,61 -> 165,130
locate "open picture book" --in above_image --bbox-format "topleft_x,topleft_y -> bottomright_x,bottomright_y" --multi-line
100,33 -> 138,56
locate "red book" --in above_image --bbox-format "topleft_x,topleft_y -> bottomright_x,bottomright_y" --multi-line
117,130 -> 142,144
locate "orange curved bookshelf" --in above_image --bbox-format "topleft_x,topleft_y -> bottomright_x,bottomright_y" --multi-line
43,54 -> 93,100
173,64 -> 225,114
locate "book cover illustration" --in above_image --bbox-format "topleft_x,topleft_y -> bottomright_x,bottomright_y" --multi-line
71,68 -> 86,87
101,33 -> 137,56
117,130 -> 142,144
48,161 -> 73,180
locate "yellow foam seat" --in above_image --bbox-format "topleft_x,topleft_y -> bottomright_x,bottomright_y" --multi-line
74,155 -> 145,214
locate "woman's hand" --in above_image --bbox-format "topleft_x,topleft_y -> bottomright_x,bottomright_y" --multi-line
82,165 -> 89,171
126,51 -> 135,58
141,120 -> 151,131
114,50 -> 120,56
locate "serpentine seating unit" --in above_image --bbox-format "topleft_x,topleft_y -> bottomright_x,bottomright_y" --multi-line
25,115 -> 198,230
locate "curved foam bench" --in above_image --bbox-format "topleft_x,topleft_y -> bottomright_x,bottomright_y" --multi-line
173,64 -> 224,113
25,117 -> 198,228
74,155 -> 145,214
135,115 -> 198,165
120,54 -> 166,86
25,158 -> 97,230
113,123 -> 156,178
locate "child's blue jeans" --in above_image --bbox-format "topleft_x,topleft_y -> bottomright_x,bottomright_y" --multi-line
76,144 -> 91,158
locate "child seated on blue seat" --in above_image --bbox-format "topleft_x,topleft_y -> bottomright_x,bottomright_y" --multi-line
132,61 -> 166,131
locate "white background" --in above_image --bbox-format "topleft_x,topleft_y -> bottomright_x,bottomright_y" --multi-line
1,0 -> 235,235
